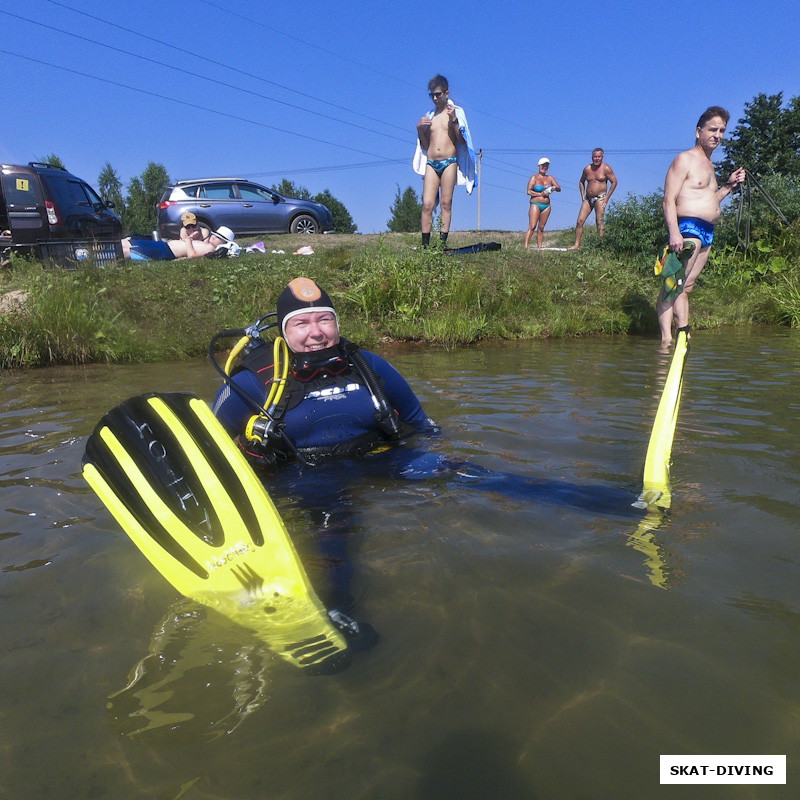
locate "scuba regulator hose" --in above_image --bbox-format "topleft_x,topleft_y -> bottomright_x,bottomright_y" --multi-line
341,340 -> 402,439
244,335 -> 289,445
210,320 -> 404,466
209,316 -> 308,464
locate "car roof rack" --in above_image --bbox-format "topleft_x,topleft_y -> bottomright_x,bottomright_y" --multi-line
175,177 -> 246,184
28,162 -> 68,171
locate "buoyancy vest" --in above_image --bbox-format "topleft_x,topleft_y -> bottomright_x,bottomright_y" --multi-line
234,339 -> 402,464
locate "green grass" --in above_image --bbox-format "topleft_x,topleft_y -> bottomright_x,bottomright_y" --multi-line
0,229 -> 796,368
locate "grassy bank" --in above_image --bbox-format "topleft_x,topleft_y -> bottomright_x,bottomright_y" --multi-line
0,229 -> 794,369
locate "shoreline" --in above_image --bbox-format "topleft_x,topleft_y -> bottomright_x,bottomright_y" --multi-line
0,229 -> 789,369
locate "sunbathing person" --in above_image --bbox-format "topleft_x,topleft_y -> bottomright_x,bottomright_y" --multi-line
122,225 -> 235,261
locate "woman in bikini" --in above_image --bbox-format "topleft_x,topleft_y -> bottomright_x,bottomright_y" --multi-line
524,157 -> 561,249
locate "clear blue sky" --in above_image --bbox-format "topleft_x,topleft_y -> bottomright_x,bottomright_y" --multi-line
2,0 -> 798,235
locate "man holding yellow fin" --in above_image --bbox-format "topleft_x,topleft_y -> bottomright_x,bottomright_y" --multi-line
658,106 -> 745,347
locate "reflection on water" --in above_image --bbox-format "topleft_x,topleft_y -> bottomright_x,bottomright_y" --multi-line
626,510 -> 674,590
1,328 -> 799,798
107,600 -> 274,743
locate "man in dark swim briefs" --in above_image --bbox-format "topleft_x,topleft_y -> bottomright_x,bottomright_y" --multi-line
587,193 -> 605,209
658,106 -> 746,346
569,148 -> 617,249
415,74 -> 468,248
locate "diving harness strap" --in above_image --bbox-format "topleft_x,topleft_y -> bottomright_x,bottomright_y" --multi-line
211,318 -> 402,465
338,339 -> 402,440
241,338 -> 403,461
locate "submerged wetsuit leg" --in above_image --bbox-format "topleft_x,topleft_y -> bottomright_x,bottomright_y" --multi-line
370,448 -> 641,516
268,465 -> 358,615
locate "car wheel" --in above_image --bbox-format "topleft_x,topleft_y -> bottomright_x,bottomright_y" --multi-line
290,215 -> 319,235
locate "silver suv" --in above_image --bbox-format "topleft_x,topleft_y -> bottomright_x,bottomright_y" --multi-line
157,178 -> 334,239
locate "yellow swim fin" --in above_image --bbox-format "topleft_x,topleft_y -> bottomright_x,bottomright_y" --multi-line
636,328 -> 690,510
82,392 -> 348,673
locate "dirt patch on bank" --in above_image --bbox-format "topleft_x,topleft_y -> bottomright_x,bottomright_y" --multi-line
0,290 -> 28,314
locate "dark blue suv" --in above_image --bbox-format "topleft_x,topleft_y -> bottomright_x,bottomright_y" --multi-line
157,178 -> 335,239
1,162 -> 122,266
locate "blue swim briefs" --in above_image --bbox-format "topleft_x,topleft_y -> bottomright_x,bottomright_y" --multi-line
678,216 -> 714,247
426,156 -> 458,177
128,239 -> 176,261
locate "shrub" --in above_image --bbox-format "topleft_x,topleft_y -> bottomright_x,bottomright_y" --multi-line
601,192 -> 665,263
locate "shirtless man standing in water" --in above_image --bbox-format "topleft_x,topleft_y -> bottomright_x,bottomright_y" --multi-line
569,148 -> 617,249
416,74 -> 464,248
658,106 -> 746,346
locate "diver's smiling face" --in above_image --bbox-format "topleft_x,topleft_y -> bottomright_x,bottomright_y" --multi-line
284,311 -> 340,353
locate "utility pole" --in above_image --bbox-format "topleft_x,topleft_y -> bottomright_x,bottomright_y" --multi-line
477,149 -> 482,231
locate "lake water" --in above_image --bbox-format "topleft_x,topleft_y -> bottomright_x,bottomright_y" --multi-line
1,328 -> 798,799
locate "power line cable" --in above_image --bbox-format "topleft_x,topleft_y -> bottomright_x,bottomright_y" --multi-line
481,161 -> 531,179
483,155 -> 533,173
194,0 -> 555,141
2,9 -> 409,145
7,3 -> 684,210
197,0 -> 416,92
0,48 -> 398,162
42,0 -> 408,135
34,1 -> 667,159
246,158 -> 408,179
488,148 -> 681,155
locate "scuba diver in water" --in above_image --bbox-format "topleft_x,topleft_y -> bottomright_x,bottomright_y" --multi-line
212,277 -> 439,637
211,276 -> 640,638
213,277 -> 438,461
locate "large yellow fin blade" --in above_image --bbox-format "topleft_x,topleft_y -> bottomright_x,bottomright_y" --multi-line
83,392 -> 348,672
638,329 -> 690,510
